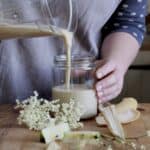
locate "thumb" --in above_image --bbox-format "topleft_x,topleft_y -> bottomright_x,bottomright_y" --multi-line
96,60 -> 116,79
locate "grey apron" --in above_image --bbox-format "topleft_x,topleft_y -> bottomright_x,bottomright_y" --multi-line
0,0 -> 122,103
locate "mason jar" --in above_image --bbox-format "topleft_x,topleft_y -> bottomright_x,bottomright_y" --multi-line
52,54 -> 98,119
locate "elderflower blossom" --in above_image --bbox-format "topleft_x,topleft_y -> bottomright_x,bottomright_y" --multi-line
15,91 -> 60,130
55,99 -> 84,129
15,92 -> 83,131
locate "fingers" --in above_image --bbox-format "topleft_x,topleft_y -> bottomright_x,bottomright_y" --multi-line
97,84 -> 121,103
95,60 -> 124,103
95,71 -> 123,103
96,60 -> 116,79
96,73 -> 117,90
97,84 -> 118,97
98,91 -> 120,103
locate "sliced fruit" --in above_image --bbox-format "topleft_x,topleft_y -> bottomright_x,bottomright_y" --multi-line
64,131 -> 101,140
115,97 -> 138,113
41,122 -> 70,144
118,109 -> 140,124
99,104 -> 125,139
96,109 -> 140,125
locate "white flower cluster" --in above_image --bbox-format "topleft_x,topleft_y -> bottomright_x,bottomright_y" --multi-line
55,99 -> 84,129
15,91 -> 60,130
15,91 -> 83,131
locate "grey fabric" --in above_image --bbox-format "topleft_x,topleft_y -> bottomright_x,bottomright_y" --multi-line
0,0 -> 121,103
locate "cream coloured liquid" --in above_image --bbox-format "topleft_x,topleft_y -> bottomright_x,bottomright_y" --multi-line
52,84 -> 98,119
0,23 -> 73,88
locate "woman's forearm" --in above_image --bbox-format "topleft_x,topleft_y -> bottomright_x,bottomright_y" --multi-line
101,32 -> 140,75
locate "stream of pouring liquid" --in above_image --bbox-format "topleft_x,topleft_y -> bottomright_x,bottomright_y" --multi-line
0,23 -> 73,89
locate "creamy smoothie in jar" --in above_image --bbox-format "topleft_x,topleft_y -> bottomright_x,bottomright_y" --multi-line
52,55 -> 97,119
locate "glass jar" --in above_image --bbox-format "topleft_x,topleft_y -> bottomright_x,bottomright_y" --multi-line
52,54 -> 98,119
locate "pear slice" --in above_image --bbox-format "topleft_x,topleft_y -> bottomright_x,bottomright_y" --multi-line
99,104 -> 125,139
118,109 -> 140,124
96,109 -> 140,125
115,97 -> 138,113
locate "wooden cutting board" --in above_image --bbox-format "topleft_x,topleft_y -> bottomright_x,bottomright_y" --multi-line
0,104 -> 149,150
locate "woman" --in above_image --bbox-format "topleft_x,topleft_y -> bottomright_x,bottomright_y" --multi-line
0,0 -> 146,103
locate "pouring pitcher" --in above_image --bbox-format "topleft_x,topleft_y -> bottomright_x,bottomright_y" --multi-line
0,0 -> 76,39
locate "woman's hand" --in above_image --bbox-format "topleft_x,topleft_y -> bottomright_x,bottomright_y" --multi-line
95,59 -> 125,103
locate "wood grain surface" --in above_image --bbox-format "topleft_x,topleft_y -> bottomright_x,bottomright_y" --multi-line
0,104 -> 149,150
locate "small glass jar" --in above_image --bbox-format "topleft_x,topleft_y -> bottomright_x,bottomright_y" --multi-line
52,54 -> 98,119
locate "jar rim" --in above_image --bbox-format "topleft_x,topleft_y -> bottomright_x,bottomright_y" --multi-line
55,54 -> 95,63
54,54 -> 96,70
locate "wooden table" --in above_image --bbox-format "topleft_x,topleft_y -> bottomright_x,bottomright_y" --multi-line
0,104 -> 149,150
